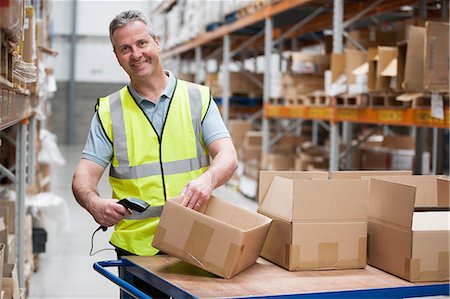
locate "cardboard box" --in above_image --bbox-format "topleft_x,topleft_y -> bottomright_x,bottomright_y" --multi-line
258,176 -> 368,271
375,46 -> 397,91
152,195 -> 272,279
402,26 -> 425,91
229,120 -> 252,153
287,52 -> 330,74
2,263 -> 19,299
260,153 -> 296,171
367,176 -> 450,282
424,21 -> 450,92
0,200 -> 15,234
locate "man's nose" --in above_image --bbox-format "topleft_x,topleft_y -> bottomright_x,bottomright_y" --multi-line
130,48 -> 142,59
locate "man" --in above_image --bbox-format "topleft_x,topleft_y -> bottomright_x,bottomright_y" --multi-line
72,9 -> 237,264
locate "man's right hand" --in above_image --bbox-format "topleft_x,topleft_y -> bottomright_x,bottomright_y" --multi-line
90,197 -> 132,228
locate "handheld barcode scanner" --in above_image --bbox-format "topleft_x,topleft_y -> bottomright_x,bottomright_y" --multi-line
91,198 -> 161,256
100,198 -> 150,231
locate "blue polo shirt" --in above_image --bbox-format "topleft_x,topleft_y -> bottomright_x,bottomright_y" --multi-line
81,71 -> 230,168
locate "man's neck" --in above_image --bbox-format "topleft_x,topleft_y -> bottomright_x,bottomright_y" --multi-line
131,71 -> 168,103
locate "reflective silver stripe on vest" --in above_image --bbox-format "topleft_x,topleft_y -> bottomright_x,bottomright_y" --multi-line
110,161 -> 162,178
111,155 -> 209,179
109,90 -> 129,166
124,205 -> 164,220
109,84 -> 210,180
187,82 -> 206,156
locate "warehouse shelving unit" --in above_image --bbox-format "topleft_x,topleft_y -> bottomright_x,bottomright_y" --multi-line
0,75 -> 36,291
159,0 -> 449,174
1,0 -> 54,292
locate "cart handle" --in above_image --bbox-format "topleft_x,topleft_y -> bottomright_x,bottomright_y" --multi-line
93,259 -> 153,299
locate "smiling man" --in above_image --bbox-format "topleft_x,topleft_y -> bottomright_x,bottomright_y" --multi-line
71,10 -> 237,298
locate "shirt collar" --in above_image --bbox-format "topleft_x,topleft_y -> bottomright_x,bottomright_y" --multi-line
127,70 -> 176,105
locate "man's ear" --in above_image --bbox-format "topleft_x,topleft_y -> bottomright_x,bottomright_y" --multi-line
154,35 -> 161,52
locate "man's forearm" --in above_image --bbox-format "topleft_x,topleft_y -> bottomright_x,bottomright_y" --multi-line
72,159 -> 105,214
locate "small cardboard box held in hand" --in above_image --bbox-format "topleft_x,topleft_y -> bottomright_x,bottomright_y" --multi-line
258,171 -> 368,271
367,175 -> 450,282
152,195 -> 272,279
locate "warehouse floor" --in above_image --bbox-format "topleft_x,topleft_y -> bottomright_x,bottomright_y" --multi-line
28,144 -> 257,298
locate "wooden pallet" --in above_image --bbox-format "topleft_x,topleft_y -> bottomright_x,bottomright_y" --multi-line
285,95 -> 313,106
236,0 -> 270,18
269,97 -> 284,105
312,93 -> 331,106
368,92 -> 403,108
396,92 -> 450,109
335,93 -> 369,107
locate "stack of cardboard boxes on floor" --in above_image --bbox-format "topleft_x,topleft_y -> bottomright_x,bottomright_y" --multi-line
0,197 -> 34,299
151,170 -> 449,283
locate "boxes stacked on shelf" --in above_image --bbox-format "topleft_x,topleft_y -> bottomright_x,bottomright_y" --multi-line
281,53 -> 328,104
295,142 -> 328,171
0,195 -> 34,298
328,20 -> 449,108
358,134 -> 430,173
206,72 -> 263,98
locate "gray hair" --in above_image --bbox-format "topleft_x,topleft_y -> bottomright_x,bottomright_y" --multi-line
109,10 -> 156,46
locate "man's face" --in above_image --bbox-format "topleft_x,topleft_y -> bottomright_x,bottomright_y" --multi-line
112,21 -> 161,82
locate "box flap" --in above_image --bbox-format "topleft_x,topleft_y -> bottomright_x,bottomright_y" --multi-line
437,176 -> 450,207
380,58 -> 397,77
403,26 -> 425,91
396,93 -> 424,102
377,46 -> 397,77
345,49 -> 366,84
368,179 -> 416,229
331,170 -> 411,180
259,176 -> 294,221
370,175 -> 443,208
258,171 -> 328,203
352,62 -> 368,76
292,179 -> 368,221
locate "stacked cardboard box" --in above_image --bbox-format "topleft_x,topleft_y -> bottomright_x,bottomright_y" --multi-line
359,135 -> 430,172
257,171 -> 368,271
206,72 -> 263,98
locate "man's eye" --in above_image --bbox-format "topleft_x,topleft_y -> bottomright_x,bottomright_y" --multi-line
120,47 -> 130,53
138,41 -> 147,47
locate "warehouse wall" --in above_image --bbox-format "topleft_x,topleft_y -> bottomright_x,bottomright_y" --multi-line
50,82 -> 124,144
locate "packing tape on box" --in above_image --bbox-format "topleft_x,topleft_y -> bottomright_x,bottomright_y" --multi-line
288,237 -> 366,270
184,221 -> 244,278
407,251 -> 450,282
156,221 -> 244,278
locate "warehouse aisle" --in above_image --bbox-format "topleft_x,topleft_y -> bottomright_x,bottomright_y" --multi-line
28,144 -> 257,298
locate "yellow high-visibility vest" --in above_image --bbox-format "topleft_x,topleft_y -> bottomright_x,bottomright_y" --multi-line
96,79 -> 211,255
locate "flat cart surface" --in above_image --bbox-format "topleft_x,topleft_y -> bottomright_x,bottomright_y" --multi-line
94,255 -> 449,299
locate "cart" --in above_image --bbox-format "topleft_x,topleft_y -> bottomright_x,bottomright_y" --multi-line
94,256 -> 450,299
